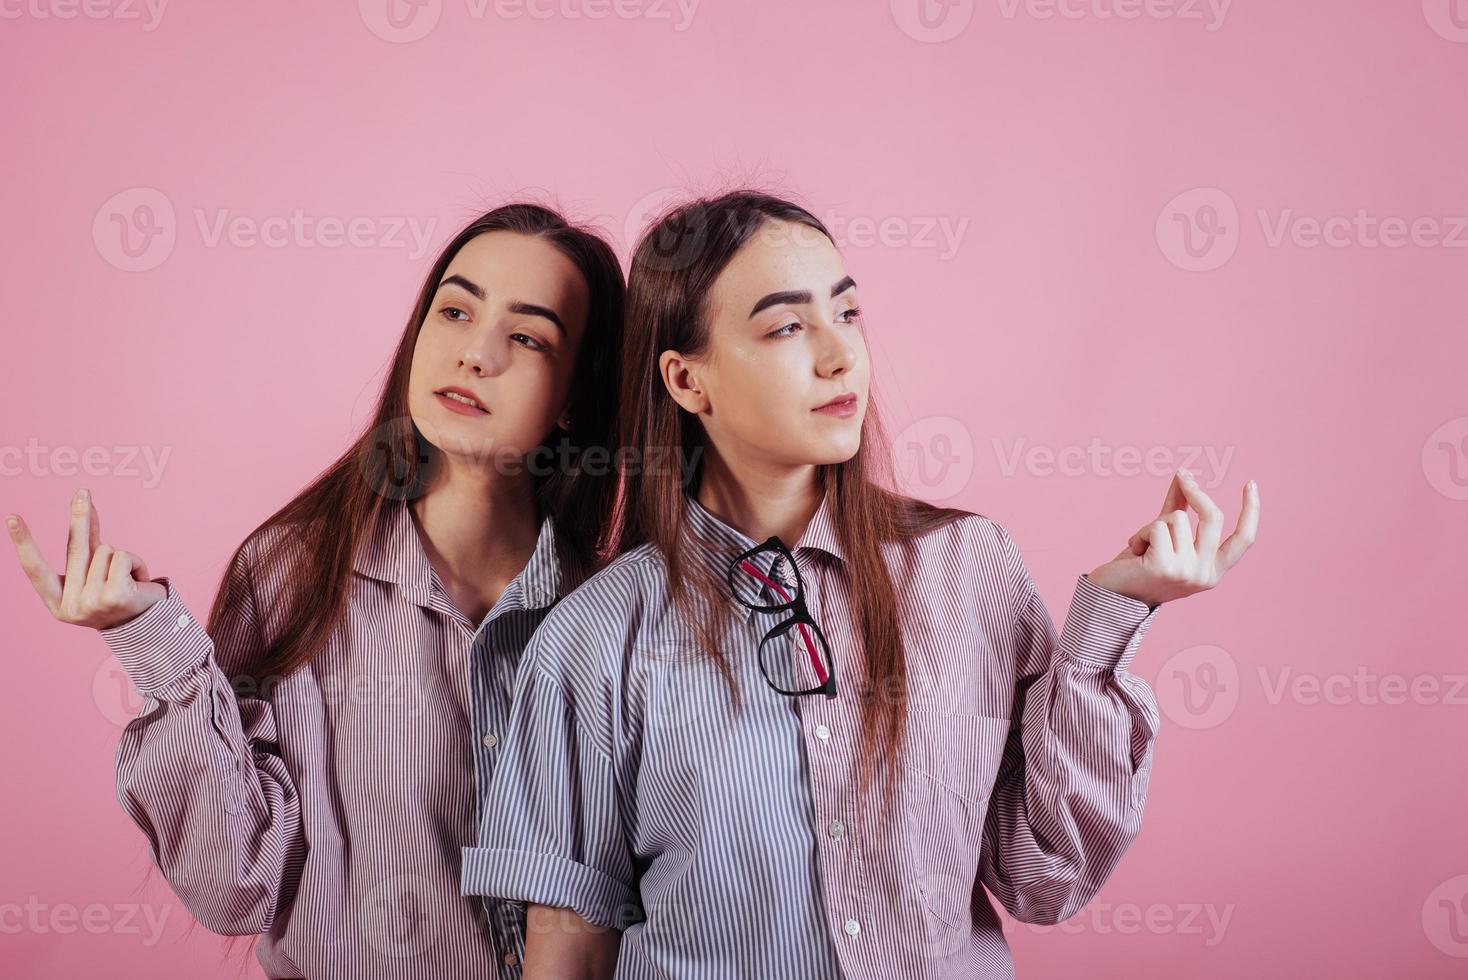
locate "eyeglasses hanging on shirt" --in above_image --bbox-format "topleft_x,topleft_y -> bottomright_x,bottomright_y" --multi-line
725,536 -> 838,700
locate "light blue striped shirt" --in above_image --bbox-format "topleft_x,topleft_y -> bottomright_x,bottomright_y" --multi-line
464,491 -> 1162,978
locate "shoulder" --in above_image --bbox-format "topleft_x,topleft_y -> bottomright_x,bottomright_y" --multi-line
213,521 -> 318,626
884,503 -> 1025,619
523,542 -> 669,681
892,498 -> 1013,564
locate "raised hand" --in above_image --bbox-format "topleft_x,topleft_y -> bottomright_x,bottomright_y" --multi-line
6,489 -> 167,630
1086,468 -> 1259,609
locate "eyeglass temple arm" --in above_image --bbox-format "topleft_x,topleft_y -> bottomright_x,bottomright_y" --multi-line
738,559 -> 829,687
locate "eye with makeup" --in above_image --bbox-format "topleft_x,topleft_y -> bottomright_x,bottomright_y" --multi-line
766,306 -> 863,340
438,304 -> 470,323
510,331 -> 551,354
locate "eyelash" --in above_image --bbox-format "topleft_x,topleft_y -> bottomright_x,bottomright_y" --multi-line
439,307 -> 549,353
768,307 -> 863,339
511,333 -> 549,353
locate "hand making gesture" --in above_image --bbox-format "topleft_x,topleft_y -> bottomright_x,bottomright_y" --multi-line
6,488 -> 168,631
1086,468 -> 1260,608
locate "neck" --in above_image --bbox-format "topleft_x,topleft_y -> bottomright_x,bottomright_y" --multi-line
695,447 -> 823,547
409,452 -> 541,618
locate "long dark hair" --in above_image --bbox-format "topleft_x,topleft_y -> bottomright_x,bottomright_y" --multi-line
209,203 -> 625,682
619,189 -> 968,797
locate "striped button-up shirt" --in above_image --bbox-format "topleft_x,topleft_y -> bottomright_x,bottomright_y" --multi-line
99,499 -> 579,980
464,491 -> 1161,979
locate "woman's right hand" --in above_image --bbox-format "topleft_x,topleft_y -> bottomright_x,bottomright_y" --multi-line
6,488 -> 168,630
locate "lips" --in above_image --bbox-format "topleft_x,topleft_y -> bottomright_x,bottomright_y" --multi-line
812,393 -> 858,413
434,387 -> 490,415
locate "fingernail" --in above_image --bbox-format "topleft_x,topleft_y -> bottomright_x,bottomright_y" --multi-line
1248,480 -> 1257,493
78,488 -> 90,501
4,516 -> 17,532
1178,467 -> 1192,480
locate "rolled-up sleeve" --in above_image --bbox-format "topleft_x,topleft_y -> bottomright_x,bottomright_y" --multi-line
977,524 -> 1162,925
461,643 -> 637,931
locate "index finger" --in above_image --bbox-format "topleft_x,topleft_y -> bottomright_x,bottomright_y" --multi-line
6,514 -> 63,611
1176,471 -> 1224,556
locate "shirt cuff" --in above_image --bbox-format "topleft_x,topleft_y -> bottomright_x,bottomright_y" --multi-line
461,846 -> 636,931
97,578 -> 213,696
1058,573 -> 1160,673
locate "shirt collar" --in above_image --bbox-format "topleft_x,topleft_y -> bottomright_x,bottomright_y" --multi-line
352,500 -> 570,613
683,490 -> 845,622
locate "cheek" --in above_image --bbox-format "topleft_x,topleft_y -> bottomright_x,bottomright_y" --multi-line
406,326 -> 444,389
712,350 -> 795,426
486,361 -> 565,440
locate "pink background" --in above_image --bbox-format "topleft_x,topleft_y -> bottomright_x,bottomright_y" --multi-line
2,1 -> 1465,977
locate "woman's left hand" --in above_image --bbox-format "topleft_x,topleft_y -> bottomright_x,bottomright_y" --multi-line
1086,468 -> 1260,609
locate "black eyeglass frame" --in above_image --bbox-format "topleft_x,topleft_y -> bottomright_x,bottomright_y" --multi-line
725,535 -> 838,699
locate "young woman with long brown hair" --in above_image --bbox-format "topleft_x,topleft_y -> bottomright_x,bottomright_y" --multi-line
6,203 -> 625,979
463,190 -> 1260,979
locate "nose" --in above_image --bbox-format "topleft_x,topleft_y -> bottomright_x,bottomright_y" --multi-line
814,324 -> 858,378
457,322 -> 510,377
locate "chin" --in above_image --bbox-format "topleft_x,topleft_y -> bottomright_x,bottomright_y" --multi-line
806,437 -> 863,466
414,415 -> 495,459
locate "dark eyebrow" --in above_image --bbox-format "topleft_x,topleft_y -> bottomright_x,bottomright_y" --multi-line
439,274 -> 484,300
437,275 -> 565,335
508,301 -> 566,335
747,276 -> 858,318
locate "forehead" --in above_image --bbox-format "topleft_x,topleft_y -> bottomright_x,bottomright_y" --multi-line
443,230 -> 589,318
711,219 -> 847,310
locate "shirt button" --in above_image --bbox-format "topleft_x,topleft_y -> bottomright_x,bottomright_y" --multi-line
174,612 -> 189,631
482,733 -> 498,748
814,724 -> 831,741
844,918 -> 860,936
828,819 -> 845,839
503,952 -> 518,966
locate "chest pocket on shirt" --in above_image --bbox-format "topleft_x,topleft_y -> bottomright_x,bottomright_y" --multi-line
894,710 -> 1012,950
899,709 -> 1011,809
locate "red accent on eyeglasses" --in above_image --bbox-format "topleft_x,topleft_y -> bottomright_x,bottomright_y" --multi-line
739,558 -> 830,692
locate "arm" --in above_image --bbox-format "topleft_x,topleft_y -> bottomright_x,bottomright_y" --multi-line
461,626 -> 632,978
102,539 -> 305,936
524,905 -> 619,980
8,493 -> 305,935
976,523 -> 1161,925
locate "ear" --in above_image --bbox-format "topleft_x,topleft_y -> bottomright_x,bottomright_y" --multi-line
659,349 -> 709,414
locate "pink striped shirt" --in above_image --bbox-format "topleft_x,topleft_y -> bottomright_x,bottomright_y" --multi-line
99,500 -> 578,979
